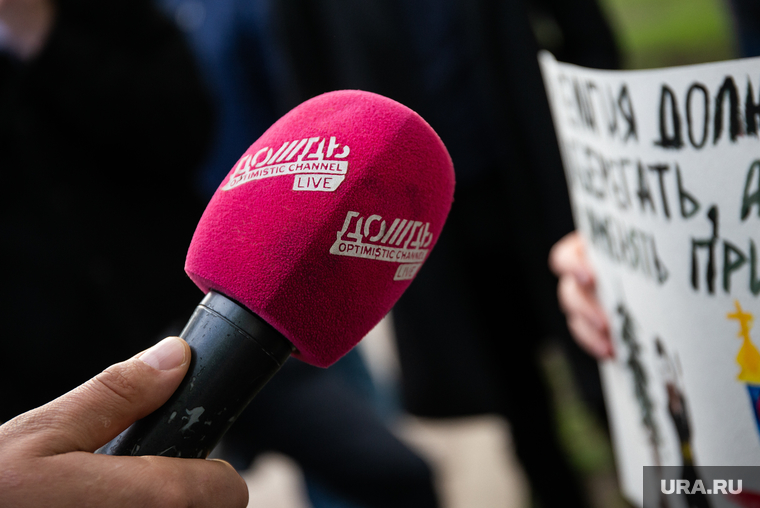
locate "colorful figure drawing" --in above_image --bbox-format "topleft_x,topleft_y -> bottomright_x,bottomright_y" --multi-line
727,300 -> 760,435
718,301 -> 760,508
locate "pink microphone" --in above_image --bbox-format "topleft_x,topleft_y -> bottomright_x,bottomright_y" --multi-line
103,90 -> 455,458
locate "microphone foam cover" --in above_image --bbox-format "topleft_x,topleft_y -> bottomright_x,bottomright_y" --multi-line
185,90 -> 455,367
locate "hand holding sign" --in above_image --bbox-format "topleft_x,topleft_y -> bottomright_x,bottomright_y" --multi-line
550,231 -> 614,360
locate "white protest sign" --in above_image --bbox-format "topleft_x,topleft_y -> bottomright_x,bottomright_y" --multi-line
539,52 -> 760,507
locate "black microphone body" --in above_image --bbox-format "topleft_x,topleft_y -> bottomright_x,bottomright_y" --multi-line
102,291 -> 292,458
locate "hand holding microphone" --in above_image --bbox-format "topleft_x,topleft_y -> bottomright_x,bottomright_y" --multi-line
0,337 -> 248,508
0,90 -> 453,506
102,90 -> 456,458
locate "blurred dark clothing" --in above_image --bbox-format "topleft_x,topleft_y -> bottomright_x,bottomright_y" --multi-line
152,0 -> 280,198
266,0 -> 619,506
222,352 -> 438,508
0,0 -> 213,421
728,0 -> 760,57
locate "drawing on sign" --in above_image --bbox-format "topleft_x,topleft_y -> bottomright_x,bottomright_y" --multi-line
656,339 -> 712,507
728,300 -> 760,437
618,303 -> 664,464
538,52 -> 760,506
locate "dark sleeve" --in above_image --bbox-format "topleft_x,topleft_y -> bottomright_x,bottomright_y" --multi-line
266,0 -> 414,113
728,0 -> 760,57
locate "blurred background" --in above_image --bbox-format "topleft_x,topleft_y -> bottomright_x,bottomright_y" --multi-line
598,0 -> 736,69
236,0 -> 741,507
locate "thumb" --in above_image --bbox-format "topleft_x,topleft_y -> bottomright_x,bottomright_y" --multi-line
20,336 -> 191,454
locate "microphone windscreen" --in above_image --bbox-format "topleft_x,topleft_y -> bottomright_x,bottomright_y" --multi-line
185,90 -> 454,367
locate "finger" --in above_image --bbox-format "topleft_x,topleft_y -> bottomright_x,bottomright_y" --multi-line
11,453 -> 248,508
549,231 -> 595,287
13,337 -> 191,454
557,276 -> 608,332
548,232 -> 581,274
567,315 -> 614,360
557,276 -> 612,358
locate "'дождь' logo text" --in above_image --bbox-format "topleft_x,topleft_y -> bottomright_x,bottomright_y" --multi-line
330,211 -> 433,281
661,479 -> 742,495
223,136 -> 350,192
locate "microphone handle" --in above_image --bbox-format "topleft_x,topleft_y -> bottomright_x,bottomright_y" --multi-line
101,290 -> 293,458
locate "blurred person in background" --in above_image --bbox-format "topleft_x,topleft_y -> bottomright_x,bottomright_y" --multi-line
0,0 -> 253,505
378,1 -> 619,506
0,0 -> 211,429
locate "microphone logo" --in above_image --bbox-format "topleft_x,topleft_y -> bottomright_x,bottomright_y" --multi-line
223,136 -> 350,192
330,211 -> 433,280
